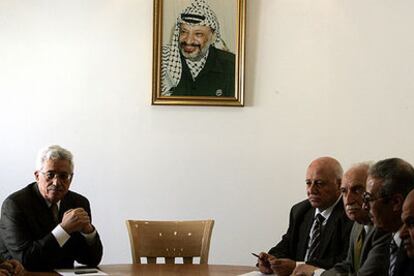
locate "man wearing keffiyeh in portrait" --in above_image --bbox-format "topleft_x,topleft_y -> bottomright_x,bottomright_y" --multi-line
161,0 -> 235,97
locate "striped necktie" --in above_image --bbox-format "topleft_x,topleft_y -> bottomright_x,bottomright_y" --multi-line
354,227 -> 366,271
388,238 -> 398,276
308,214 -> 325,260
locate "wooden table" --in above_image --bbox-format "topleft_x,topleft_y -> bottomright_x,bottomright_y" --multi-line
26,264 -> 258,275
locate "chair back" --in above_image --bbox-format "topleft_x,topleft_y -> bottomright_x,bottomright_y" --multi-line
125,219 -> 214,264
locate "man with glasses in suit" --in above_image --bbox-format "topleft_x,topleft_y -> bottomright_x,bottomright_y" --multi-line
362,158 -> 414,276
0,145 -> 103,271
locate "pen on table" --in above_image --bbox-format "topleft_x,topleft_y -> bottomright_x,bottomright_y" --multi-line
251,252 -> 263,260
74,270 -> 99,274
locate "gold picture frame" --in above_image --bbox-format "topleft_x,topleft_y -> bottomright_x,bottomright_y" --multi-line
152,0 -> 245,106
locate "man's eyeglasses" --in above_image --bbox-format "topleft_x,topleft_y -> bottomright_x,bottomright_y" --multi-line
41,171 -> 73,182
362,191 -> 389,204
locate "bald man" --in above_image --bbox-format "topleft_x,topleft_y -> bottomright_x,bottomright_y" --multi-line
257,157 -> 353,276
295,163 -> 391,276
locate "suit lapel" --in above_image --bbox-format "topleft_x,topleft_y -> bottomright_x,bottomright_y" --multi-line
360,225 -> 374,263
30,183 -> 57,228
395,245 -> 409,275
318,203 -> 342,256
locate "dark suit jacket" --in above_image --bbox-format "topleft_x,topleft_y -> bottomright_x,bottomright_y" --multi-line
397,258 -> 414,276
172,46 -> 235,97
323,223 -> 391,276
0,183 -> 103,271
268,199 -> 353,269
394,244 -> 414,276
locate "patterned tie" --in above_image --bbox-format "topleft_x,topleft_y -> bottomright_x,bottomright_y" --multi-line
388,238 -> 398,276
308,214 -> 325,260
354,227 -> 366,271
50,203 -> 59,224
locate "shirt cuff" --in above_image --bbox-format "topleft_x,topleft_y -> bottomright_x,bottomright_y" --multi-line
313,268 -> 325,276
296,261 -> 304,267
81,228 -> 97,245
52,225 -> 70,247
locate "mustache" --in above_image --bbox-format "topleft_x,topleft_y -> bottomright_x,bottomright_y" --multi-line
180,42 -> 201,48
47,185 -> 65,192
346,203 -> 362,211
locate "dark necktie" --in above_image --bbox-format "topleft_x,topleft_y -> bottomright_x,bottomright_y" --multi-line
354,227 -> 366,271
308,214 -> 325,260
50,203 -> 59,224
389,238 -> 398,276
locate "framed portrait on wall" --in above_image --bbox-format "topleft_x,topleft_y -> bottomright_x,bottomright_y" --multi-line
152,0 -> 245,106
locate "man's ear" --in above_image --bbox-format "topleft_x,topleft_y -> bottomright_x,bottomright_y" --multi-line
337,178 -> 342,188
211,32 -> 217,42
392,193 -> 404,212
34,171 -> 40,182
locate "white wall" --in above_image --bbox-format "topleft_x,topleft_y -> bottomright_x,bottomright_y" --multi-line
1,0 -> 414,266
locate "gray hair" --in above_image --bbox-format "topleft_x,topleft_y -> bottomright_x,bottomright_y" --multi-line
36,145 -> 74,172
347,161 -> 374,173
368,158 -> 414,199
344,161 -> 373,186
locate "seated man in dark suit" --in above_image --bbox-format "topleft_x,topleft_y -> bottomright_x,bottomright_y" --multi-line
294,163 -> 391,276
363,158 -> 414,276
399,189 -> 414,275
0,145 -> 103,271
257,157 -> 353,276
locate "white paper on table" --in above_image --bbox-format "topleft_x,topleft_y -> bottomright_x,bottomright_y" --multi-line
55,268 -> 107,276
237,271 -> 265,276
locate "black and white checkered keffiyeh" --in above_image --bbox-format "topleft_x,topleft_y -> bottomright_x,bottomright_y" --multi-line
161,0 -> 227,95
186,52 -> 209,80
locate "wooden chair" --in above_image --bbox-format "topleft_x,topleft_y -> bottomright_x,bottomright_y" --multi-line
125,219 -> 214,264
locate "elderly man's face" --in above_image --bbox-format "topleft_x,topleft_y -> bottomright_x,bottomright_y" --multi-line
34,159 -> 73,203
305,160 -> 341,210
400,192 -> 414,258
340,167 -> 370,224
179,23 -> 213,61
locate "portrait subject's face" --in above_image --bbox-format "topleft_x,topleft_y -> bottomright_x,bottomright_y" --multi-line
179,23 -> 213,61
